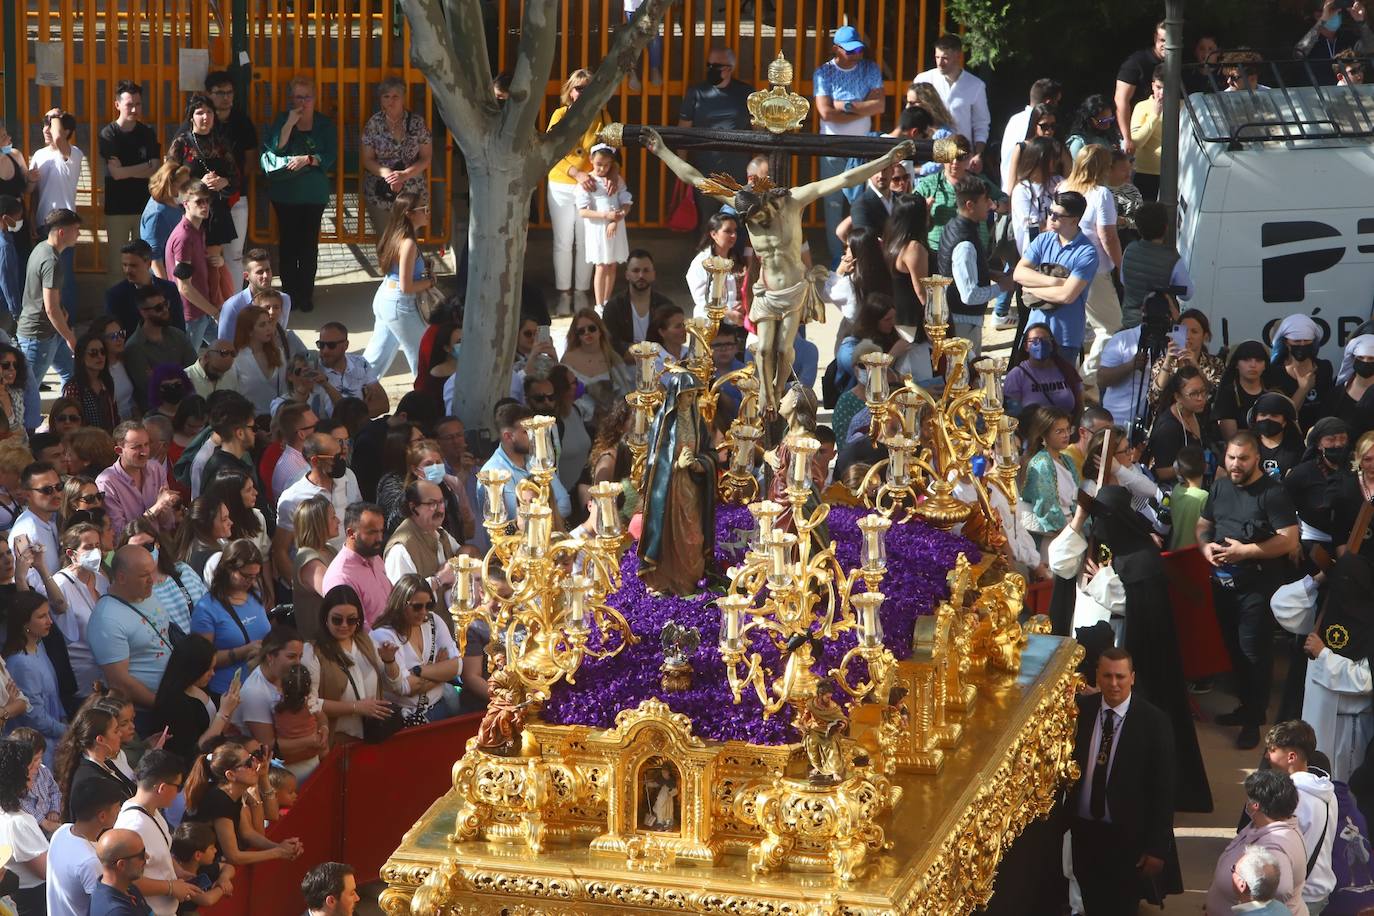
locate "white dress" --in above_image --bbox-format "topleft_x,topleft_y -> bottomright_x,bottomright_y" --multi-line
576,177 -> 633,265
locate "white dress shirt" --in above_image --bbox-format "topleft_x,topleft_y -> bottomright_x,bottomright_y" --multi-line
914,67 -> 991,146
999,106 -> 1032,189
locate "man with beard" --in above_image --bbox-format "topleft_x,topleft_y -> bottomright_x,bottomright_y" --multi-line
474,403 -> 572,552
383,479 -> 462,602
601,250 -> 674,357
1198,432 -> 1300,749
216,248 -> 291,341
122,287 -> 195,404
322,501 -> 391,627
103,239 -> 184,336
185,338 -> 240,399
274,432 -> 361,580
199,396 -> 272,519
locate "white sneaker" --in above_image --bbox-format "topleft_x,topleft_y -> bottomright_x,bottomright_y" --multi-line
993,314 -> 1017,330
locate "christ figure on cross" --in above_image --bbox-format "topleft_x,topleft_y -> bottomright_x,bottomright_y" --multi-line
641,128 -> 915,417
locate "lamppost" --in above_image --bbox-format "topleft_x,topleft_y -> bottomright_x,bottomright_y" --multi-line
1161,0 -> 1186,245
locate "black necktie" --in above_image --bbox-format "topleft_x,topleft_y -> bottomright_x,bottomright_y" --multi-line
1089,707 -> 1116,820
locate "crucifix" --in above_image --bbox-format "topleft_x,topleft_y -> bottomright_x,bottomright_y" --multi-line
602,54 -> 943,428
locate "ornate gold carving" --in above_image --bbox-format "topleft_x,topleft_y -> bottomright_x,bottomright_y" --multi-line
748,53 -> 811,134
449,742 -> 586,854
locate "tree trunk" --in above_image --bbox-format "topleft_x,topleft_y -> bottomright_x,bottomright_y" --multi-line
452,149 -> 533,429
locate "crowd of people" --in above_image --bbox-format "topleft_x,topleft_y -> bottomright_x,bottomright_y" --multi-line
0,2 -> 1367,913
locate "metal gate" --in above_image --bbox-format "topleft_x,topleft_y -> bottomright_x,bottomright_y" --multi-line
0,0 -> 943,269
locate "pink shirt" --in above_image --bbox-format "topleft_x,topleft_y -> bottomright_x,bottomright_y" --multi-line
96,458 -> 170,534
164,216 -> 209,323
321,546 -> 391,628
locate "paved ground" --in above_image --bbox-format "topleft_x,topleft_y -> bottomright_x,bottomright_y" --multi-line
62,229 -> 1248,909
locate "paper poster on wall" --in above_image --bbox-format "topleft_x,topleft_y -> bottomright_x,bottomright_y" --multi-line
34,42 -> 64,87
179,49 -> 210,92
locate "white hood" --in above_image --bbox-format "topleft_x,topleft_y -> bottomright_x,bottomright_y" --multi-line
1292,768 -> 1337,900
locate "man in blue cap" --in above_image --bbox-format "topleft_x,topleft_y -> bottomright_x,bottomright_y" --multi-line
812,24 -> 885,266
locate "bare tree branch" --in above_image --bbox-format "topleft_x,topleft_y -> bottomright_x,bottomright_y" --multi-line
502,0 -> 562,145
398,0 -> 494,147
537,0 -> 679,175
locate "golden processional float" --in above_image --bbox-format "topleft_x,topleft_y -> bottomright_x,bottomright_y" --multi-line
378,265 -> 1085,914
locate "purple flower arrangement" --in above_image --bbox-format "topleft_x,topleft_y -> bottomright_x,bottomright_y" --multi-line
540,504 -> 978,745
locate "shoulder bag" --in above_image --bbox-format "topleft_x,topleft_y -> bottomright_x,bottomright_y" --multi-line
342,657 -> 404,743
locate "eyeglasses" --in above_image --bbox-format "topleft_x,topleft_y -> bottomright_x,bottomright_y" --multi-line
247,747 -> 266,761
119,848 -> 150,862
1047,210 -> 1075,221
574,325 -> 598,337
409,600 -> 437,611
104,330 -> 128,341
328,614 -> 360,627
54,414 -> 80,423
76,493 -> 105,505
208,348 -> 236,358
0,361 -> 15,371
317,339 -> 346,349
27,484 -> 62,495
1036,121 -> 1058,131
85,349 -> 106,358
409,205 -> 430,214
417,499 -> 444,509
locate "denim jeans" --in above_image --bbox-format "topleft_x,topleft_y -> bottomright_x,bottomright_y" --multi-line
185,314 -> 214,350
992,289 -> 1012,319
818,155 -> 848,267
362,279 -> 425,376
18,333 -> 74,390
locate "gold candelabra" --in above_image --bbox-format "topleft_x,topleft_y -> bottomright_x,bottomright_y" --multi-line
854,275 -> 1018,529
717,433 -> 896,715
452,419 -> 636,701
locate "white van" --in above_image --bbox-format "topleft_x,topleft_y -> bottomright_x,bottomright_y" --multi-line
1177,83 -> 1374,359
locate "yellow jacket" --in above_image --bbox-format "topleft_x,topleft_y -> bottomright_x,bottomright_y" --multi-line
1130,98 -> 1164,177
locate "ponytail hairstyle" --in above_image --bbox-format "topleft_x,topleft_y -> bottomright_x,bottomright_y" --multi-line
54,708 -> 118,821
184,740 -> 247,812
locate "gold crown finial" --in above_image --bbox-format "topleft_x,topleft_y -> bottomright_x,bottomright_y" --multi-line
767,53 -> 794,88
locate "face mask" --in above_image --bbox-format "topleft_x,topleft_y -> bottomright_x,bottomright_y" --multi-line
160,383 -> 186,404
1325,13 -> 1343,30
422,463 -> 446,484
7,219 -> 21,233
1356,361 -> 1374,379
329,454 -> 347,479
0,145 -> 11,156
1323,445 -> 1351,466
450,342 -> 462,361
706,64 -> 728,84
76,549 -> 103,573
1027,339 -> 1052,361
1253,418 -> 1283,438
1288,343 -> 1315,361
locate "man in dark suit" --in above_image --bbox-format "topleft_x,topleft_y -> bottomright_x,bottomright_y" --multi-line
601,249 -> 676,357
840,163 -> 899,243
1068,647 -> 1180,915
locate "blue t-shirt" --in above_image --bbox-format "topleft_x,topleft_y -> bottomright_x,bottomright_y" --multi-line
813,59 -> 883,104
91,881 -> 152,916
1024,231 -> 1099,350
190,593 -> 271,695
88,595 -> 174,697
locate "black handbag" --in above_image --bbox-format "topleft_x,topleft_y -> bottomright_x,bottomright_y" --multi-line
342,662 -> 404,744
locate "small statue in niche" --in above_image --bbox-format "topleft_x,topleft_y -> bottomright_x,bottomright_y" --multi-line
660,621 -> 701,692
475,662 -> 531,756
639,758 -> 681,832
796,679 -> 849,784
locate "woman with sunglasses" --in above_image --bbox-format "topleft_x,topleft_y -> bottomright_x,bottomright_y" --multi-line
1008,138 -> 1066,259
372,575 -> 463,726
0,344 -> 28,444
58,475 -> 102,528
90,316 -> 136,423
304,585 -> 402,747
183,740 -> 303,866
61,329 -> 119,432
45,397 -> 82,438
1066,94 -> 1122,160
561,308 -> 632,418
191,539 -> 271,698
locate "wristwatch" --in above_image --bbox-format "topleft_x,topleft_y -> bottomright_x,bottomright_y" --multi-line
411,665 -> 423,678
843,100 -> 857,114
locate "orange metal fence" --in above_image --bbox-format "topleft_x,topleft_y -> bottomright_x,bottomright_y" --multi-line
1,0 -> 941,268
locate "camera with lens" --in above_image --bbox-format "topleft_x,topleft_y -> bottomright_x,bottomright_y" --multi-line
1139,288 -> 1182,357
